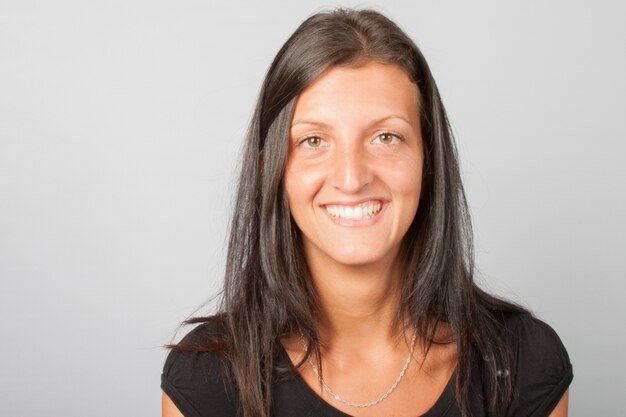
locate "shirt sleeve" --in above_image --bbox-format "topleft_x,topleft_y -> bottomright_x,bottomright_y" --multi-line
160,323 -> 239,417
504,314 -> 573,417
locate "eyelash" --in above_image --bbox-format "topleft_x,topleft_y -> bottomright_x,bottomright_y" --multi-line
297,131 -> 404,149
373,131 -> 404,145
298,135 -> 327,149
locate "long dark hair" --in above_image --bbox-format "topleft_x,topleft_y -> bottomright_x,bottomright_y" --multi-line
168,8 -> 527,417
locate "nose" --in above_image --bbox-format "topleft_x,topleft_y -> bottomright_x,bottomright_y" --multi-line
329,143 -> 373,193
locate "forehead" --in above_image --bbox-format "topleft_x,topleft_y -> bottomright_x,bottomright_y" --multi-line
291,62 -> 421,128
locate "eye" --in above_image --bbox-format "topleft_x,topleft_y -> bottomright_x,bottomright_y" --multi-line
298,135 -> 327,149
373,132 -> 403,145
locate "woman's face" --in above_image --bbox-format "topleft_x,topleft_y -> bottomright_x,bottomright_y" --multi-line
284,62 -> 424,268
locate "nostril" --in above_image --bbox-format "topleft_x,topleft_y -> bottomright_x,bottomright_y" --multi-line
330,153 -> 372,193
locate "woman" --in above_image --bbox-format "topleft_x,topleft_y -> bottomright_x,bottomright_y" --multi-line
161,8 -> 572,417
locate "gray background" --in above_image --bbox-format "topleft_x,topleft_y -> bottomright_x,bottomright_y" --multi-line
1,1 -> 624,415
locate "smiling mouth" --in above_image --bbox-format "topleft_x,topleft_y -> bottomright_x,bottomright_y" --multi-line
323,200 -> 383,221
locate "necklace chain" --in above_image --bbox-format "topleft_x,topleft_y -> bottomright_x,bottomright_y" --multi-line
300,328 -> 418,408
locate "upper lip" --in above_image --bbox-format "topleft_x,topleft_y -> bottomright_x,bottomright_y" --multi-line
320,198 -> 387,207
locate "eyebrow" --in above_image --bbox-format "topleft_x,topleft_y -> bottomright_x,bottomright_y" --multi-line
290,115 -> 415,130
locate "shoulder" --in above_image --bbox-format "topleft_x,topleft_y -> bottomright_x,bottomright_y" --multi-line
500,312 -> 573,417
500,312 -> 572,376
161,318 -> 239,417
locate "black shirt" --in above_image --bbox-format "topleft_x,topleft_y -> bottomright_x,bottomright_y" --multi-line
161,313 -> 573,417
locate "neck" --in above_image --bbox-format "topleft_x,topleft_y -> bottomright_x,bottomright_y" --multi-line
304,245 -> 408,354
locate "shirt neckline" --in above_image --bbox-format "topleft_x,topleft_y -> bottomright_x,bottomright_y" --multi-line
276,342 -> 455,417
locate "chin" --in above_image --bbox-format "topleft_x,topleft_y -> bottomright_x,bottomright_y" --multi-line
325,245 -> 388,267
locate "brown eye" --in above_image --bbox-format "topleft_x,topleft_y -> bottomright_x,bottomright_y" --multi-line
307,137 -> 321,147
300,136 -> 326,148
375,132 -> 402,145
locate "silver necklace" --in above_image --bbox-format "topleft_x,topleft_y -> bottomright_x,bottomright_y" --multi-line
300,328 -> 418,408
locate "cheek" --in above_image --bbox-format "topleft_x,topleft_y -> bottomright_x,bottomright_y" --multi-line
283,162 -> 326,211
384,158 -> 423,218
385,154 -> 423,193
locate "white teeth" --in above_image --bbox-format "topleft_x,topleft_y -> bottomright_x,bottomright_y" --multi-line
325,201 -> 383,220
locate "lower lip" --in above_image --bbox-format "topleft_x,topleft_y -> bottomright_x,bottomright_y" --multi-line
321,202 -> 388,227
